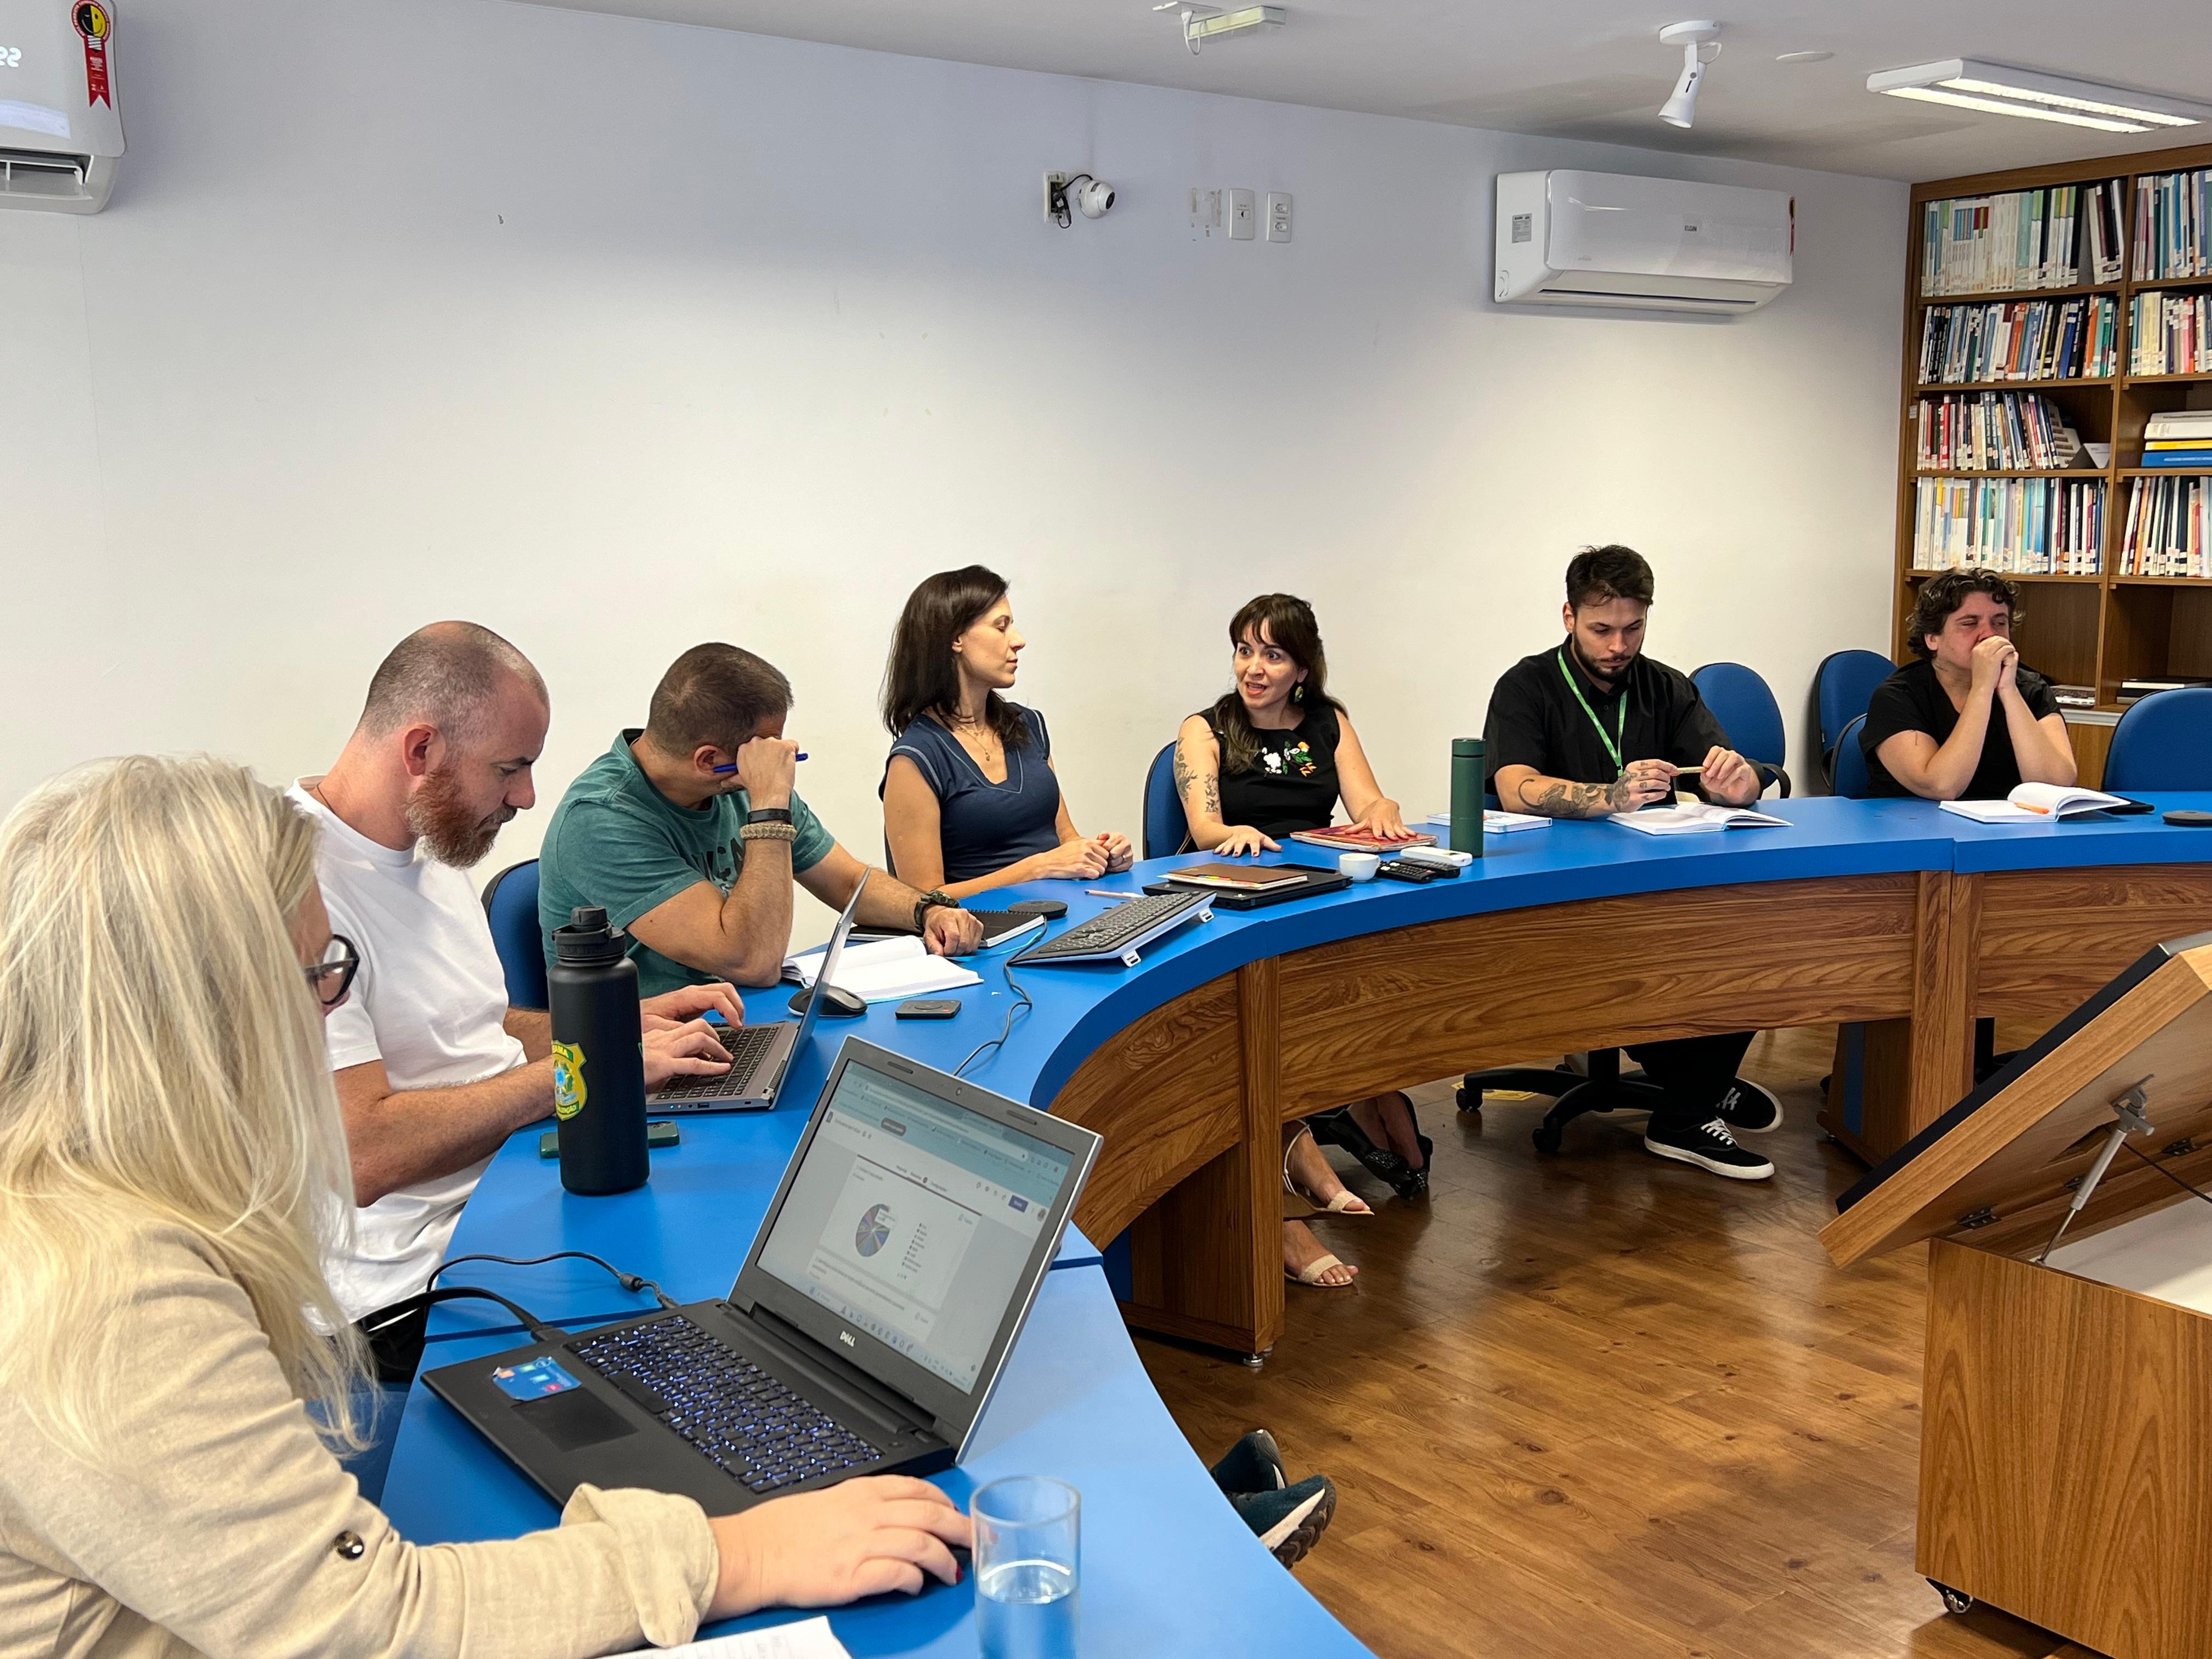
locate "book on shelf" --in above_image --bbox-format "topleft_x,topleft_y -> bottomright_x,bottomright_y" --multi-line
1912,391 -> 2088,471
2129,290 -> 2211,377
1917,295 -> 2116,383
2132,168 -> 2212,283
1938,783 -> 2127,824
2050,684 -> 2099,710
1912,476 -> 2107,575
2118,475 -> 2209,577
2117,675 -> 2212,704
1923,184 -> 2115,296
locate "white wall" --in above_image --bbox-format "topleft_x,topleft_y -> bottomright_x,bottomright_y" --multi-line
3,0 -> 1907,942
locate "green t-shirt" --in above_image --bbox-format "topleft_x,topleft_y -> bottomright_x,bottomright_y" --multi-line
538,730 -> 836,997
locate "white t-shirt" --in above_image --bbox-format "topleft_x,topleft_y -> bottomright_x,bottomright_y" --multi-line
290,782 -> 529,1322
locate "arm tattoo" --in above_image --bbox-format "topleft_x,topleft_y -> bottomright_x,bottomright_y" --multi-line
1528,778 -> 1623,820
1203,775 -> 1220,816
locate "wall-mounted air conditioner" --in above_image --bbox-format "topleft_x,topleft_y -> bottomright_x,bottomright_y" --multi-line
1,0 -> 123,214
1495,170 -> 1792,315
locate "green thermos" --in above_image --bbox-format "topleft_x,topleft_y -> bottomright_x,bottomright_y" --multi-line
1451,738 -> 1486,858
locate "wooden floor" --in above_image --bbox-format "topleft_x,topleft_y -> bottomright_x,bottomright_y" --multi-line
1137,1024 -> 2083,1659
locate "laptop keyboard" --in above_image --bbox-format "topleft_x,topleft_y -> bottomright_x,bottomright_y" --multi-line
569,1315 -> 883,1495
651,1022 -> 780,1101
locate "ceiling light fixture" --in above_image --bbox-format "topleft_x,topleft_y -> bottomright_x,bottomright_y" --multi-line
1775,50 -> 1832,65
1866,59 -> 2212,133
1150,1 -> 1284,57
1657,21 -> 1723,130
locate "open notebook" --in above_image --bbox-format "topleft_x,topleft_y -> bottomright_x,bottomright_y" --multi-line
782,935 -> 981,1002
1939,783 -> 2128,823
1609,803 -> 1788,836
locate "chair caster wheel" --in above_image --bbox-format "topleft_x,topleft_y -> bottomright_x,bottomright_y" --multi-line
1532,1122 -> 1564,1155
1928,1581 -> 1974,1616
1455,1087 -> 1481,1113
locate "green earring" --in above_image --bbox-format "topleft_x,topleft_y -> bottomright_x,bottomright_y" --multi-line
1291,682 -> 1305,705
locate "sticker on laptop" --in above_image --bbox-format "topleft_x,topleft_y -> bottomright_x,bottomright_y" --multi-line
491,1356 -> 583,1400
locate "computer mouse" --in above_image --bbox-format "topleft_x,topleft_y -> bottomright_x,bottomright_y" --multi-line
1006,899 -> 1069,919
789,984 -> 868,1018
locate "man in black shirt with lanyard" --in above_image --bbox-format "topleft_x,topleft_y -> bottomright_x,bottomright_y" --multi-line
1481,545 -> 1782,1181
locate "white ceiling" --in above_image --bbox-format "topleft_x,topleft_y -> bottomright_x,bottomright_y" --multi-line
505,0 -> 2212,180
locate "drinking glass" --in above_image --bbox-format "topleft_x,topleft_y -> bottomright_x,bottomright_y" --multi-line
972,1475 -> 1079,1659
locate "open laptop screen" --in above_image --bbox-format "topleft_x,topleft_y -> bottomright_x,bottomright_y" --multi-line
752,1059 -> 1073,1391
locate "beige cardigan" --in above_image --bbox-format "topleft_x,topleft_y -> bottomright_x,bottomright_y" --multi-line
0,1219 -> 720,1658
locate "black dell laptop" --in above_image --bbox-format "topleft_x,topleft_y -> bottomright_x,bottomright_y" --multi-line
426,1037 -> 1102,1513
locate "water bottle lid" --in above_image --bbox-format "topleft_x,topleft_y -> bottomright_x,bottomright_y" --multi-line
1452,737 -> 1485,757
554,905 -> 628,965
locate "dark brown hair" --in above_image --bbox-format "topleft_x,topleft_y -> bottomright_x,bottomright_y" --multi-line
880,566 -> 1030,752
1207,594 -> 1345,777
1565,545 -> 1656,611
644,644 -> 793,759
1907,568 -> 2022,658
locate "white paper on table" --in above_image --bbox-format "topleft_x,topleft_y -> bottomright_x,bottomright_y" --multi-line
784,935 -> 982,1002
1607,803 -> 1788,836
1939,783 -> 2126,823
609,1614 -> 851,1658
1424,811 -> 1551,834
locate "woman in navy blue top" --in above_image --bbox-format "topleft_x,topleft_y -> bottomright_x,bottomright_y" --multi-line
881,567 -> 1134,898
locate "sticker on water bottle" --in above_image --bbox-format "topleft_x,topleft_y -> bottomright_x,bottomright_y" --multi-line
552,1041 -> 588,1120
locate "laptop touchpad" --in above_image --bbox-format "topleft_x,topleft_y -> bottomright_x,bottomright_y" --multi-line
516,1388 -> 637,1453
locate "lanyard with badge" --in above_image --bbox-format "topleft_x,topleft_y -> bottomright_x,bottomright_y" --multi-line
1556,647 -> 1626,781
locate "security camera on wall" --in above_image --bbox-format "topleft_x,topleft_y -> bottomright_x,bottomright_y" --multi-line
0,0 -> 125,213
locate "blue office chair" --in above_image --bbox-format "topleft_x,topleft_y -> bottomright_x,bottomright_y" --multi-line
1831,714 -> 1874,800
1690,662 -> 1791,797
1814,650 -> 1893,790
481,859 -> 549,1009
2105,687 -> 2212,792
1142,741 -> 1189,860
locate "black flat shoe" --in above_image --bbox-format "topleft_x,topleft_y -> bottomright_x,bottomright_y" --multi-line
1306,1107 -> 1423,1200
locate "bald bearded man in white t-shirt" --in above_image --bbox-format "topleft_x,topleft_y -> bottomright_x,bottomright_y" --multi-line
290,624 -> 737,1391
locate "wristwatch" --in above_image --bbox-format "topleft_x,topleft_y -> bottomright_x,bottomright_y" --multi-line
744,807 -> 794,826
911,889 -> 957,932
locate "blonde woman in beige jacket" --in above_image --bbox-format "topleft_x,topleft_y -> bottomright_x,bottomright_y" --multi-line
0,757 -> 969,1659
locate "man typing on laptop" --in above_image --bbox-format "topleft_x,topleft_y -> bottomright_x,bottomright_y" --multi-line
293,624 -> 738,1435
536,642 -> 983,996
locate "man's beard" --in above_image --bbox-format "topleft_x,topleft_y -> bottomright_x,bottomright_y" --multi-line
1568,633 -> 1634,687
406,767 -> 514,867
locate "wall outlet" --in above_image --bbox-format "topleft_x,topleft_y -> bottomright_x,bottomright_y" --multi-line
1189,186 -> 1223,234
1229,188 -> 1256,240
1043,171 -> 1071,223
1266,191 -> 1293,242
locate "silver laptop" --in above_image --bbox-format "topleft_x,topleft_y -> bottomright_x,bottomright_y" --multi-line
425,1036 -> 1103,1514
647,872 -> 867,1113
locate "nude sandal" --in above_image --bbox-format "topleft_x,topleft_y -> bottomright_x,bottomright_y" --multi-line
1285,1251 -> 1355,1287
1282,1125 -> 1373,1218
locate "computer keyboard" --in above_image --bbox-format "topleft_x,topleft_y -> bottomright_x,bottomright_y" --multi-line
570,1315 -> 882,1496
651,1022 -> 778,1102
1008,890 -> 1208,966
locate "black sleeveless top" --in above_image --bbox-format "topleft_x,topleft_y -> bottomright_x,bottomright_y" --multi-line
1206,704 -> 1342,839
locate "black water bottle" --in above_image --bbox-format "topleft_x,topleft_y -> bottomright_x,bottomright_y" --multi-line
548,906 -> 650,1196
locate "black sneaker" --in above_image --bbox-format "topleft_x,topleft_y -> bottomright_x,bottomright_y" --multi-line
1208,1429 -> 1287,1497
1713,1079 -> 1783,1135
1644,1116 -> 1775,1180
1229,1474 -> 1336,1567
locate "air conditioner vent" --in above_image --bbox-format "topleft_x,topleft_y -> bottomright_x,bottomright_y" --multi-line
0,148 -> 93,201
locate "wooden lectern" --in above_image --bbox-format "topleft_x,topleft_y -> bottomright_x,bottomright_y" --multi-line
1822,928 -> 2212,1659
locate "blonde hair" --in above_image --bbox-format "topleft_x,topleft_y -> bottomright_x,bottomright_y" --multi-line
0,756 -> 365,1460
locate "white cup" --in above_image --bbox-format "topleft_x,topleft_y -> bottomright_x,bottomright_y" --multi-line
1339,852 -> 1380,882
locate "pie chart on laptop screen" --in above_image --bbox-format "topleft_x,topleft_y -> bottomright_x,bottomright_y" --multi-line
855,1203 -> 894,1258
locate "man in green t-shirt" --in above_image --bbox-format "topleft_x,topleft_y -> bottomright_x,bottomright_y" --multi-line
538,643 -> 983,997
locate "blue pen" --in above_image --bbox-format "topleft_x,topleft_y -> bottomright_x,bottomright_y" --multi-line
712,753 -> 807,775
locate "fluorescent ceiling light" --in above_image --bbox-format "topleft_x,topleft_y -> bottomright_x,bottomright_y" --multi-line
1868,58 -> 2212,132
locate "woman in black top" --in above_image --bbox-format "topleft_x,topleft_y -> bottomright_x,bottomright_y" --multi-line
1173,594 -> 1425,1290
1861,569 -> 2075,800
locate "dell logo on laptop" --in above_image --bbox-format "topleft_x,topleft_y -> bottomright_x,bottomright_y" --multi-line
839,1331 -> 856,1348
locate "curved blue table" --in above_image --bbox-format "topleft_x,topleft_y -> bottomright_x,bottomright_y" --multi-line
387,794 -> 2212,1653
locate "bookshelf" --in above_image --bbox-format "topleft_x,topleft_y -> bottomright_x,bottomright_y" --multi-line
1895,143 -> 2212,785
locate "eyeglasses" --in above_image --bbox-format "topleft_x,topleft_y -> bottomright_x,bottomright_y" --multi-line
306,934 -> 360,1007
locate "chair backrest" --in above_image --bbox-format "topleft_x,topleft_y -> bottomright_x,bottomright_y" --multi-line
1142,741 -> 1188,860
1814,650 -> 1895,758
2105,686 -> 2212,793
1831,714 -> 1874,800
480,859 -> 549,1009
1689,662 -> 1786,773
